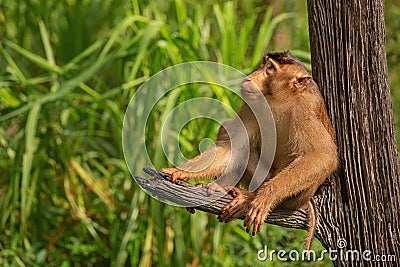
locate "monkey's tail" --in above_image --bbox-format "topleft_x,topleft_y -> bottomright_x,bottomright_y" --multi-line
304,200 -> 316,251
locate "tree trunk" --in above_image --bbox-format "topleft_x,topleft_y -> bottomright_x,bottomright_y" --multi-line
307,0 -> 400,266
138,2 -> 400,265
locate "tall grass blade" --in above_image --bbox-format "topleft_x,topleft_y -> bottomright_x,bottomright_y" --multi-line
0,44 -> 28,85
38,19 -> 59,91
115,190 -> 142,266
70,159 -> 113,209
21,103 -> 41,234
251,9 -> 294,66
3,40 -> 62,74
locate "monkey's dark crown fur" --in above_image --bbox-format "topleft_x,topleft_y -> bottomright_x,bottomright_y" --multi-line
267,51 -> 307,69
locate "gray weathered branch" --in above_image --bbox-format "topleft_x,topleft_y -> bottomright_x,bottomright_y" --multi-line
136,167 -> 313,235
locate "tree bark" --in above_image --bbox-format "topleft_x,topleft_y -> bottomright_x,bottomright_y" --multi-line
307,0 -> 400,266
137,167 -> 310,231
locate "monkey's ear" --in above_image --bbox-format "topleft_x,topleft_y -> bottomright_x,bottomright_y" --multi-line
294,75 -> 312,89
265,58 -> 281,73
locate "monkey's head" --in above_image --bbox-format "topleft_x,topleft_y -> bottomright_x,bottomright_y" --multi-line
240,52 -> 315,103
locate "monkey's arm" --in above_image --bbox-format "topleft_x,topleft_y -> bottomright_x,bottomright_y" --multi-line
162,144 -> 231,182
243,148 -> 337,235
162,118 -> 248,183
219,120 -> 337,233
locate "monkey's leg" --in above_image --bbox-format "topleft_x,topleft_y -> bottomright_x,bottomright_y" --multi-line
217,149 -> 262,222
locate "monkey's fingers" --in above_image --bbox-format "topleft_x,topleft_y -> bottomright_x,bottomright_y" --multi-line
172,170 -> 202,183
161,168 -> 178,175
221,193 -> 245,213
218,198 -> 244,222
161,168 -> 192,182
223,185 -> 235,192
253,211 -> 268,235
206,182 -> 229,195
161,168 -> 179,182
228,187 -> 240,197
194,182 -> 231,195
244,208 -> 261,235
244,207 -> 257,234
228,187 -> 252,198
186,207 -> 196,214
219,206 -> 245,223
244,207 -> 269,235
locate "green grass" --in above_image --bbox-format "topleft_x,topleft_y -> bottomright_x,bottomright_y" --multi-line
0,0 -> 398,266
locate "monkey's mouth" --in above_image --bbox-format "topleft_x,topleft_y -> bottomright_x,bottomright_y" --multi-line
240,80 -> 263,99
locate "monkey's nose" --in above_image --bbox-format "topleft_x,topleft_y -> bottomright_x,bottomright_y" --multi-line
240,77 -> 252,87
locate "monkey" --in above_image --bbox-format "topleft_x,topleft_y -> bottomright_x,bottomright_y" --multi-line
162,52 -> 338,250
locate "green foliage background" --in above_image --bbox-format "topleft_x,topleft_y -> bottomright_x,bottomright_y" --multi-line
0,0 -> 398,266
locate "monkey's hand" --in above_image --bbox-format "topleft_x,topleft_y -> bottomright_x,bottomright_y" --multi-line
161,168 -> 191,183
218,188 -> 254,223
244,197 -> 275,235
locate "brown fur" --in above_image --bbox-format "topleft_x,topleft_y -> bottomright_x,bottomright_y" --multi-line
162,52 -> 338,250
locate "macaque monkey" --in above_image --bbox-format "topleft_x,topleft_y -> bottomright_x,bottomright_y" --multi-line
162,52 -> 338,250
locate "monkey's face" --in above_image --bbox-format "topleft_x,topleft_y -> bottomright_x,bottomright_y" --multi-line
240,52 -> 312,103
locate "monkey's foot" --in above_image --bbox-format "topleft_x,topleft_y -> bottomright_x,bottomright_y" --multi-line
196,182 -> 232,195
186,207 -> 196,214
218,187 -> 254,223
